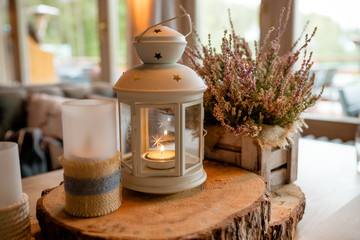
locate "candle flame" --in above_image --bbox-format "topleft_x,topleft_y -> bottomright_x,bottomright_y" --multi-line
164,130 -> 168,136
167,117 -> 171,122
160,145 -> 164,153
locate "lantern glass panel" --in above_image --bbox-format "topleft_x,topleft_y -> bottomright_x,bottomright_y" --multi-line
184,103 -> 201,170
139,106 -> 177,175
120,102 -> 132,167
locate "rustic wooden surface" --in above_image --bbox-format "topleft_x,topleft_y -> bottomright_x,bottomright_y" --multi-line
36,161 -> 270,240
21,168 -> 64,240
24,138 -> 360,239
294,138 -> 360,240
267,184 -> 305,240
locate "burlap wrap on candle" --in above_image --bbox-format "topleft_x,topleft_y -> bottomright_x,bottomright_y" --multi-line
59,153 -> 122,217
0,193 -> 30,240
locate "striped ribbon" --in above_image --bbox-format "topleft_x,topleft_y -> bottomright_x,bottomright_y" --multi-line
64,170 -> 121,196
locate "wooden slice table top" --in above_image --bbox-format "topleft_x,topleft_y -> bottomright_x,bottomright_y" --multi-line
36,160 -> 270,240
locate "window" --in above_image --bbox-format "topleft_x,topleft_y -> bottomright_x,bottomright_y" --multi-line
0,0 -> 127,85
0,0 -> 16,84
25,0 -> 100,84
201,0 -> 261,52
296,0 -> 360,117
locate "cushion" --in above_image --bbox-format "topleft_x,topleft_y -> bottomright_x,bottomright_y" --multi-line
90,82 -> 116,98
339,84 -> 360,117
61,85 -> 91,99
27,85 -> 65,96
0,89 -> 28,139
27,93 -> 70,139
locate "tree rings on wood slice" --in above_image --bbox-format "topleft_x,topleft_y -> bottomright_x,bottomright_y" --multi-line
37,161 -> 270,240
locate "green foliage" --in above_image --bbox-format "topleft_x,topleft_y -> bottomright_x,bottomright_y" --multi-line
202,0 -> 259,53
25,0 -> 127,59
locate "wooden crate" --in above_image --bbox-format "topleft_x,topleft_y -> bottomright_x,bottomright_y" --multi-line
204,125 -> 299,190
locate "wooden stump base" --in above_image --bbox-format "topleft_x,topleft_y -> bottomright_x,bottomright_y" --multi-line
267,184 -> 306,240
36,161 -> 270,240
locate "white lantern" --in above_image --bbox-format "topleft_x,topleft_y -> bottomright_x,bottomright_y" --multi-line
113,14 -> 207,194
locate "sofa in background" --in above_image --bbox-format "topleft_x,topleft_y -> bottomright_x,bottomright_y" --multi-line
338,83 -> 360,117
0,82 -> 116,177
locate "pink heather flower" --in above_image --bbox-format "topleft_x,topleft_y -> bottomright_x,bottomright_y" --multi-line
185,2 -> 322,138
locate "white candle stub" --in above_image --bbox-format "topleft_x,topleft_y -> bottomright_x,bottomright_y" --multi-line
0,142 -> 23,208
142,145 -> 175,169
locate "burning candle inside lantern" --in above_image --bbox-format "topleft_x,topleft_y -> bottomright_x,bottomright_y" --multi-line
146,145 -> 175,160
142,142 -> 175,169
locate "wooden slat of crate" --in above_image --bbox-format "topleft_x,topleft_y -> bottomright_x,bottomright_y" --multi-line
218,131 -> 243,148
270,148 -> 287,170
287,134 -> 299,183
205,148 -> 242,166
271,168 -> 287,189
257,147 -> 271,186
241,136 -> 261,171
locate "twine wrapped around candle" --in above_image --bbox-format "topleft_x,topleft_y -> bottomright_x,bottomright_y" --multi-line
60,152 -> 122,217
0,193 -> 30,240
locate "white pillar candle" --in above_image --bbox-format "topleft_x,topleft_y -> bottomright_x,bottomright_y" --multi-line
62,99 -> 117,161
0,142 -> 22,208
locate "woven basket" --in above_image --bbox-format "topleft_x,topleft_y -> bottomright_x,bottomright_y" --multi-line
0,193 -> 31,240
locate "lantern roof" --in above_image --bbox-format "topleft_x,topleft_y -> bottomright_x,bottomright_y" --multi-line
113,63 -> 206,95
114,17 -> 206,102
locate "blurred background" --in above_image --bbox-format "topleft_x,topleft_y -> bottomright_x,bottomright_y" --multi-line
1,0 -> 360,118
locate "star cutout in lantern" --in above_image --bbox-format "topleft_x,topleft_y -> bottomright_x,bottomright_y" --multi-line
173,75 -> 181,82
153,29 -> 161,33
151,134 -> 163,148
158,119 -> 168,129
154,53 -> 162,60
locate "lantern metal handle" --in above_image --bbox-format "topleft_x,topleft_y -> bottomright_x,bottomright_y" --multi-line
136,6 -> 192,42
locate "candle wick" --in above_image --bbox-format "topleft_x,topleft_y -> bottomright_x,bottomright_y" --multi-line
160,145 -> 165,155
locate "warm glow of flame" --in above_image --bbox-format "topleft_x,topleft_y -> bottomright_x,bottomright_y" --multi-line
160,145 -> 165,153
164,130 -> 168,136
130,0 -> 152,33
167,117 -> 171,122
